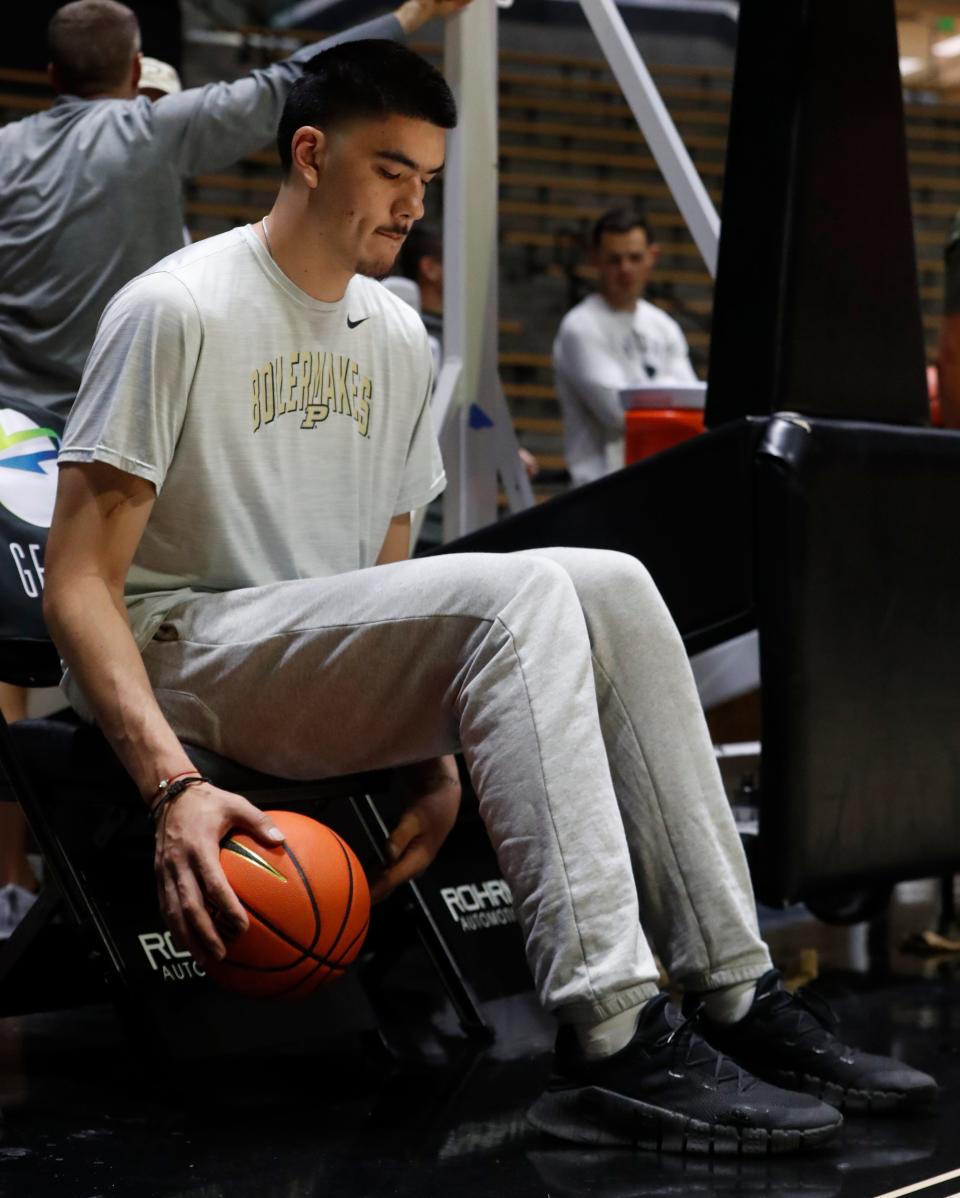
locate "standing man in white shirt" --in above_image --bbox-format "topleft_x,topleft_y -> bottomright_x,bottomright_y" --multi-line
553,209 -> 697,487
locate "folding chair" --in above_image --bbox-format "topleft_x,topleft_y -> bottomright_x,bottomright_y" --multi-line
0,399 -> 510,1058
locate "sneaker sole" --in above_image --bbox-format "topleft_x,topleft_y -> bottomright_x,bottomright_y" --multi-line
527,1085 -> 841,1154
776,1071 -> 938,1115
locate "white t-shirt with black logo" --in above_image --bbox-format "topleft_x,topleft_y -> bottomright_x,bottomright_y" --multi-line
59,225 -> 445,648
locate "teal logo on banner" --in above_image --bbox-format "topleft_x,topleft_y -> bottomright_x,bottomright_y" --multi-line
0,409 -> 60,528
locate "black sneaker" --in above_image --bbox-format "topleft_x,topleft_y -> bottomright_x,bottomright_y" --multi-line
687,970 -> 938,1114
527,994 -> 842,1154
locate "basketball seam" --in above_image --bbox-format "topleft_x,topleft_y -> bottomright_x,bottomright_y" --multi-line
318,830 -> 356,965
270,917 -> 370,1000
221,901 -> 336,971
280,835 -> 323,946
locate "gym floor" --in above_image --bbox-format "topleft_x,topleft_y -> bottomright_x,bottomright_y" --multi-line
0,886 -> 957,1198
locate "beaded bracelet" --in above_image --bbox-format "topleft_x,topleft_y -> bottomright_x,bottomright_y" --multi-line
148,769 -> 198,804
149,773 -> 210,821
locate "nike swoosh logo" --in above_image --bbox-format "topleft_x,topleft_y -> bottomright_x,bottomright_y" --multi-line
223,838 -> 287,882
346,315 -> 370,329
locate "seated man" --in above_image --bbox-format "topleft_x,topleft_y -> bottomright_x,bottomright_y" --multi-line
44,41 -> 935,1153
0,0 -> 459,936
554,209 -> 697,487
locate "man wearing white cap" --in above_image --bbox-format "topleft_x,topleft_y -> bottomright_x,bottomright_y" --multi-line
137,55 -> 182,101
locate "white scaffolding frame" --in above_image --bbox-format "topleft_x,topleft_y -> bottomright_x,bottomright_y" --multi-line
580,0 -> 720,276
439,2 -> 535,539
438,0 -> 720,539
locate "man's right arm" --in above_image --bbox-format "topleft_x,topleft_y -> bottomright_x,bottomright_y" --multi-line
554,321 -> 630,433
158,2 -> 470,176
43,462 -> 284,967
44,463 -> 188,796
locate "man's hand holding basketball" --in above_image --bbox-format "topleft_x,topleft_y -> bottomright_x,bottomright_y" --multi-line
154,784 -> 285,967
371,756 -> 462,901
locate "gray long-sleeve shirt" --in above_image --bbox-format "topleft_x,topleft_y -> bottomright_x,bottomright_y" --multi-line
0,15 -> 401,415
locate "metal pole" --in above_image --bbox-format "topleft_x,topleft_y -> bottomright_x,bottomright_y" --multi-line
580,0 -> 721,277
442,1 -> 500,538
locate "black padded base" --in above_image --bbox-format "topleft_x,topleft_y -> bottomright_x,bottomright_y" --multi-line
6,709 -> 390,803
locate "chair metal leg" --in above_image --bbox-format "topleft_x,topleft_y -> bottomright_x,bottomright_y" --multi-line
350,793 -> 493,1042
938,873 -> 958,937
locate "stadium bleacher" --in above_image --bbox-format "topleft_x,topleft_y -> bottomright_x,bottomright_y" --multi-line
3,39 -> 957,501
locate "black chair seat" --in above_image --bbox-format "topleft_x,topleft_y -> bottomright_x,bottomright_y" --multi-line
8,710 -> 391,805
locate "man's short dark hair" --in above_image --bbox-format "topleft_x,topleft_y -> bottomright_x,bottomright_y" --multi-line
48,0 -> 141,97
277,40 -> 457,172
398,222 -> 442,281
592,208 -> 654,250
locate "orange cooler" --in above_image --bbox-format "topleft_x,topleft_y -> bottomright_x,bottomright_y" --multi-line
624,408 -> 705,464
621,381 -> 707,465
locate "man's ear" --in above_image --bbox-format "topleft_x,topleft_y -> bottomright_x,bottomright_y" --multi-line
130,52 -> 142,96
48,62 -> 63,95
647,242 -> 661,268
290,126 -> 327,189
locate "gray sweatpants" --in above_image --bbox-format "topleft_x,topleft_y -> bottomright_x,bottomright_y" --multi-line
138,548 -> 771,1024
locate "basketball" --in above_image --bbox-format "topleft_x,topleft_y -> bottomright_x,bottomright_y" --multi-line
204,810 -> 370,1000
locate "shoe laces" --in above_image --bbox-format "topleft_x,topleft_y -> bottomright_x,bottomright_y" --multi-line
762,983 -> 845,1049
664,1009 -> 759,1094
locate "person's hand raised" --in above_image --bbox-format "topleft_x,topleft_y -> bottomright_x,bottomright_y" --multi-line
395,0 -> 475,34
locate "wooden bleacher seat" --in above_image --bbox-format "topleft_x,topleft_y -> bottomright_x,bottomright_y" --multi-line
498,68 -> 730,106
513,415 -> 563,435
0,67 -> 49,87
499,93 -> 733,127
500,116 -> 727,153
499,142 -> 727,177
0,93 -> 51,114
498,352 -> 552,369
503,229 -> 705,263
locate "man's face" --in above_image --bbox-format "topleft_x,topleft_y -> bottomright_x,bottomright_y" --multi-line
594,227 -> 657,309
313,114 -> 446,279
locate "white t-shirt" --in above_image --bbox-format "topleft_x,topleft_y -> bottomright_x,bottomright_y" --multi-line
553,293 -> 697,487
59,226 -> 445,648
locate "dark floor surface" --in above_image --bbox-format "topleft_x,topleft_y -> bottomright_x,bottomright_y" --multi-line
1,890 -> 959,1198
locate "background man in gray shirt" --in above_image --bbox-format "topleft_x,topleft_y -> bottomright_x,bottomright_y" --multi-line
0,0 -> 467,417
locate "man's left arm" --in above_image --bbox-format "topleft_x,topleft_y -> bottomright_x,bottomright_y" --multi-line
369,513 -> 462,901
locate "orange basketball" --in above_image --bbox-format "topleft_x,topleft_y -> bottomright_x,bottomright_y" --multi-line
204,810 -> 370,1000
